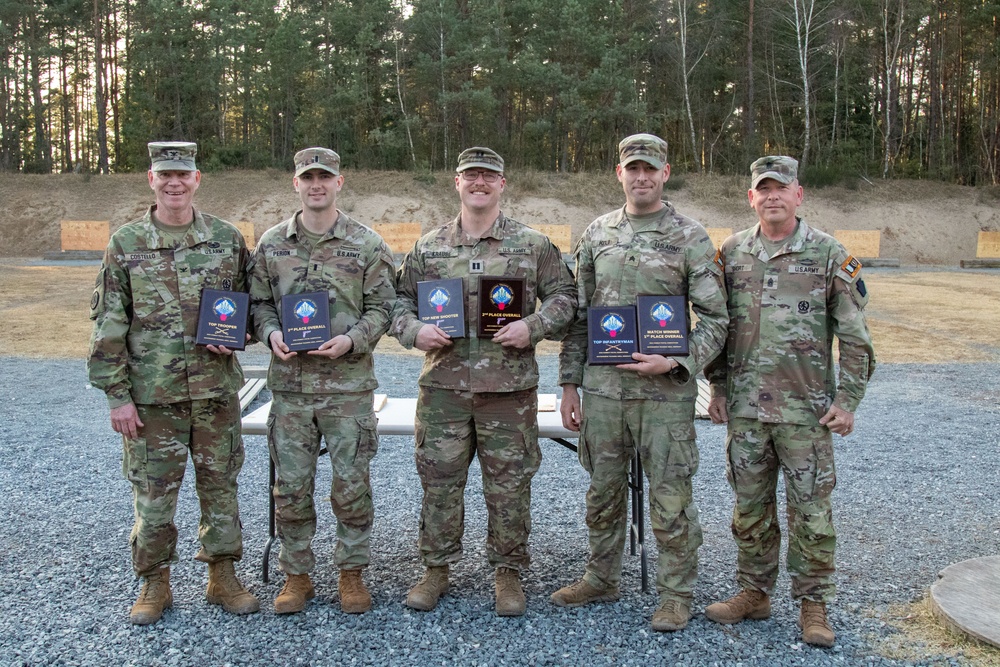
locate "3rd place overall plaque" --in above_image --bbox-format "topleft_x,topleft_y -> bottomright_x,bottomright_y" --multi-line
196,289 -> 249,350
281,292 -> 332,352
417,278 -> 466,337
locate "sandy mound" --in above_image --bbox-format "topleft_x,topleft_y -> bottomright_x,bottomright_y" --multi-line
1,171 -> 997,266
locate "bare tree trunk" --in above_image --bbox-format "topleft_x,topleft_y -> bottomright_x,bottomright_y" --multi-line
394,4 -> 416,168
93,0 -> 109,173
745,0 -> 755,147
880,0 -> 905,179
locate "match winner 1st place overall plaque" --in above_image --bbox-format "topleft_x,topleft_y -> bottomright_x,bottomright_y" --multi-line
281,292 -> 332,352
587,306 -> 638,365
636,295 -> 690,356
417,277 -> 466,337
196,289 -> 250,350
477,276 -> 525,338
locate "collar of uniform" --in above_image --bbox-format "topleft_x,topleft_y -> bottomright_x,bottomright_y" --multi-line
288,210 -> 347,242
613,201 -> 675,230
143,205 -> 212,249
450,212 -> 506,246
744,217 -> 810,257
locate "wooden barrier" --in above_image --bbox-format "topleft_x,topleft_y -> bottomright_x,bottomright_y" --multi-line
234,221 -> 256,249
530,223 -> 573,254
60,220 -> 109,251
371,222 -> 423,254
976,231 -> 1000,258
835,230 -> 882,258
706,227 -> 732,249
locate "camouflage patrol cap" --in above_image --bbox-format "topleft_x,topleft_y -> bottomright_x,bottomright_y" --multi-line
294,147 -> 341,177
148,141 -> 197,172
751,155 -> 798,188
456,147 -> 504,173
618,134 -> 669,170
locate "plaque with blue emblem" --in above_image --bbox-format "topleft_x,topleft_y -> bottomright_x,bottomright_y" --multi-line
587,306 -> 639,365
636,295 -> 689,356
417,278 -> 466,337
196,289 -> 249,350
281,291 -> 332,351
477,276 -> 525,338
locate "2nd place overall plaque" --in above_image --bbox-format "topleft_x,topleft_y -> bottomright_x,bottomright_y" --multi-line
281,292 -> 332,352
477,276 -> 525,338
196,289 -> 249,350
417,278 -> 466,337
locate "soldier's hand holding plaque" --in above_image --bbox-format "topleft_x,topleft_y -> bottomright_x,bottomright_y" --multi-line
196,289 -> 249,350
477,276 -> 525,338
281,292 -> 332,352
636,295 -> 689,356
417,278 -> 466,337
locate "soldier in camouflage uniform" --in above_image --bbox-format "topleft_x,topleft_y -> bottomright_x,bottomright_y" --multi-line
551,134 -> 729,632
248,147 -> 395,615
390,147 -> 576,617
702,156 -> 875,648
88,141 -> 259,625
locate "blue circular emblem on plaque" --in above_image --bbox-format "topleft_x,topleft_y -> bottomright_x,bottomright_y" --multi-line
650,302 -> 674,327
294,299 -> 318,324
490,283 -> 514,311
428,287 -> 451,313
213,297 -> 237,322
600,312 -> 626,338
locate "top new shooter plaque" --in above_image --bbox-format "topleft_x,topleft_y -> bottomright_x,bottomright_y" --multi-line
281,291 -> 332,352
417,278 -> 466,338
196,289 -> 249,350
477,276 -> 525,338
636,295 -> 689,356
587,306 -> 639,365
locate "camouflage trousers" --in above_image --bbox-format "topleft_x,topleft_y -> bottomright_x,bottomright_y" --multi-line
726,417 -> 837,602
267,391 -> 378,575
414,386 -> 541,571
124,396 -> 245,577
578,394 -> 702,602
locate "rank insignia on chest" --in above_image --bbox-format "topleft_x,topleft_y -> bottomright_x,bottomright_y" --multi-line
798,300 -> 810,313
222,278 -> 232,290
469,259 -> 484,274
765,276 -> 777,289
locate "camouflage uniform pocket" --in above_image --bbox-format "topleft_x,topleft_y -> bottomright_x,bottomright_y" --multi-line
353,413 -> 379,464
665,421 -> 698,477
122,435 -> 148,490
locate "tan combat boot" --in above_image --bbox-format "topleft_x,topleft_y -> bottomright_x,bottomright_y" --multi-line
704,588 -> 771,624
206,560 -> 260,615
338,569 -> 372,614
550,579 -> 621,608
405,566 -> 449,611
495,567 -> 526,617
130,567 -> 172,625
800,600 -> 835,647
274,573 -> 315,614
651,598 -> 691,632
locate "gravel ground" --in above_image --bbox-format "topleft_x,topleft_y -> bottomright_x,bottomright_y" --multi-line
0,351 -> 997,666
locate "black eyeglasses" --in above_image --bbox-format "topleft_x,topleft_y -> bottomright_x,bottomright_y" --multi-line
460,170 -> 502,183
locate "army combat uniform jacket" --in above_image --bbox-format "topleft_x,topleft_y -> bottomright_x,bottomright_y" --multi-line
249,211 -> 396,394
559,203 -> 729,400
391,213 -> 576,392
705,219 -> 876,425
88,207 -> 249,408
